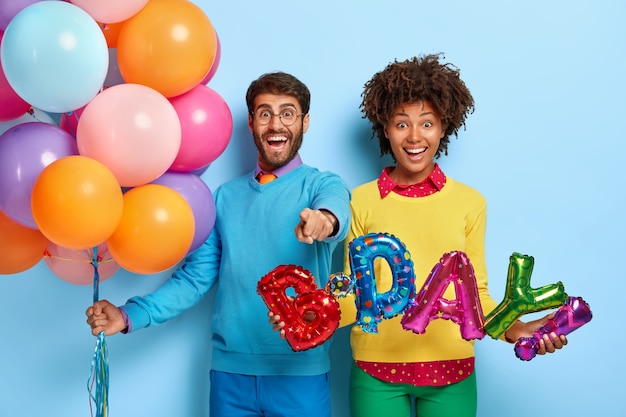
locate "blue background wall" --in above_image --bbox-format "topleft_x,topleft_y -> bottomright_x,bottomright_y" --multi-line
1,1 -> 624,416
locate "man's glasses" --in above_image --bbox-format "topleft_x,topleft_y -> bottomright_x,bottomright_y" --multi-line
251,108 -> 304,126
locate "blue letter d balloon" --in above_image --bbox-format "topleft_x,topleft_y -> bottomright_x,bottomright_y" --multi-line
349,233 -> 415,333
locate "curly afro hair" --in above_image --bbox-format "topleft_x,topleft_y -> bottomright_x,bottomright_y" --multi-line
360,54 -> 474,159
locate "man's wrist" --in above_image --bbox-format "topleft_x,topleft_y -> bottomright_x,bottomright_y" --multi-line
320,209 -> 339,236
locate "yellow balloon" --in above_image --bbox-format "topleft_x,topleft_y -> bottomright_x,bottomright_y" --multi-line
31,156 -> 124,250
107,184 -> 195,274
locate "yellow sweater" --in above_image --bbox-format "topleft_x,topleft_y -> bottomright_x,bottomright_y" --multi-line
340,177 -> 499,363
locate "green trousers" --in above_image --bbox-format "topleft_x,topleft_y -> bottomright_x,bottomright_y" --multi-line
350,362 -> 477,417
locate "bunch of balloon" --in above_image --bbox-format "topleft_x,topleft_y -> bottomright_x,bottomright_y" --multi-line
0,1 -> 231,416
62,0 -> 230,266
1,0 -> 230,275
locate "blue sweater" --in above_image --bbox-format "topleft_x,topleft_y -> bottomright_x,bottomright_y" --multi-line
122,164 -> 351,376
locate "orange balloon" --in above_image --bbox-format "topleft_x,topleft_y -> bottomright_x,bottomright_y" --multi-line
100,21 -> 125,48
0,210 -> 48,274
31,156 -> 124,250
117,0 -> 217,98
106,184 -> 194,274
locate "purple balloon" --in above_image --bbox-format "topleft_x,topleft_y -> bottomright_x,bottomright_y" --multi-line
0,122 -> 78,228
0,0 -> 40,30
151,171 -> 216,253
514,296 -> 593,361
189,164 -> 210,177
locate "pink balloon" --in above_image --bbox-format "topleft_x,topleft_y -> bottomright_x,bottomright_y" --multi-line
44,241 -> 119,285
70,0 -> 148,23
76,84 -> 182,187
200,31 -> 221,85
401,251 -> 486,341
60,86 -> 112,137
0,31 -> 31,121
168,84 -> 232,172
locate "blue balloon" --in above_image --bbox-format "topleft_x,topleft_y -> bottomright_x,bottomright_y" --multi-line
349,233 -> 416,333
0,1 -> 108,113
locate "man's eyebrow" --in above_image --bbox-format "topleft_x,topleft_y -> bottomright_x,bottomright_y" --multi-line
255,103 -> 299,110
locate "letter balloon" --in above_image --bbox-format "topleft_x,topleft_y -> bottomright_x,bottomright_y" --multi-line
349,233 -> 415,333
514,296 -> 592,361
483,252 -> 568,339
401,251 -> 485,341
258,264 -> 341,351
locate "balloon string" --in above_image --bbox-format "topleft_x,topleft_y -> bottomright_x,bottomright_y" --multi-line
43,250 -> 116,266
88,246 -> 109,417
92,246 -> 100,304
65,111 -> 79,138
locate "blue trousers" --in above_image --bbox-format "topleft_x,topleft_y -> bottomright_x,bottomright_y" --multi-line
209,370 -> 331,417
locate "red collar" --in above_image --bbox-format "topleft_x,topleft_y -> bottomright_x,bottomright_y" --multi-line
377,164 -> 446,198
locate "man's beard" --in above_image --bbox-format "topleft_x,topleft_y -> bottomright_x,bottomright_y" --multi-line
254,128 -> 303,170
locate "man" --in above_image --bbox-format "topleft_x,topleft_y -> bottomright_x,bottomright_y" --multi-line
86,72 -> 351,417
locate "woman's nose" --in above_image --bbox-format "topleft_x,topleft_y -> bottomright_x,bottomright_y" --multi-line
407,126 -> 422,142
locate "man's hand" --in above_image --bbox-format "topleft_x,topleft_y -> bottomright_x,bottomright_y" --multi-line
268,311 -> 286,338
294,208 -> 337,244
85,300 -> 127,336
268,307 -> 316,339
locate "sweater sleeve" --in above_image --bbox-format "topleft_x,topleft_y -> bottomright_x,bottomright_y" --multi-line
121,227 -> 222,331
464,192 -> 499,316
309,171 -> 352,243
337,192 -> 369,328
